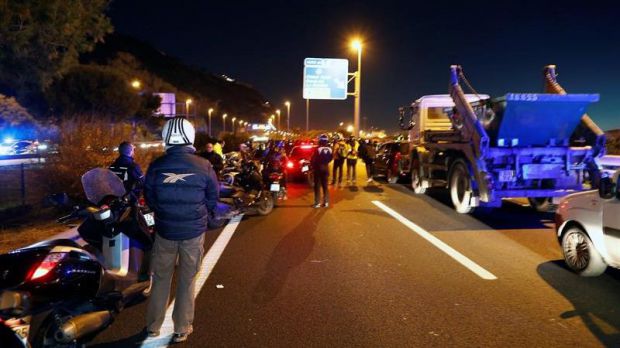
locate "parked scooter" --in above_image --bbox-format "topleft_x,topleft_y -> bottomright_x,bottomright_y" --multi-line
0,168 -> 153,347
219,160 -> 274,215
267,172 -> 287,205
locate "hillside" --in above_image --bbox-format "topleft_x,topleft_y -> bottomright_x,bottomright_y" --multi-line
82,34 -> 273,121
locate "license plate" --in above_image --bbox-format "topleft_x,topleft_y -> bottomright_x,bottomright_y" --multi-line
498,170 -> 516,182
270,183 -> 281,192
143,212 -> 155,226
301,165 -> 309,173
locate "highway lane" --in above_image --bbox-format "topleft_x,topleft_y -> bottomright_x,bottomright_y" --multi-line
88,168 -> 620,347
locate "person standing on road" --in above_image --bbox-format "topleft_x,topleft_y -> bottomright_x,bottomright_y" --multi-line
199,142 -> 224,175
311,134 -> 333,208
345,137 -> 359,185
213,139 -> 224,157
109,141 -> 145,199
361,139 -> 377,183
331,136 -> 347,187
144,117 -> 219,343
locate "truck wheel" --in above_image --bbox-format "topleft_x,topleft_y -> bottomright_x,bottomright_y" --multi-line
410,159 -> 426,194
561,226 -> 607,277
449,159 -> 474,214
528,197 -> 553,212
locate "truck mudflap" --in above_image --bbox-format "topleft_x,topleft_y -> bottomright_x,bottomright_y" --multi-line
493,93 -> 599,147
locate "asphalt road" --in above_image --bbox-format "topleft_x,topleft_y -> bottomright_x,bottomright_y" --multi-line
87,164 -> 620,347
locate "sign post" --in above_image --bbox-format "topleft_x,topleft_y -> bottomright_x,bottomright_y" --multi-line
303,58 -> 349,131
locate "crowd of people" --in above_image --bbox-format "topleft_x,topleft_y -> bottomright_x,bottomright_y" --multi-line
106,117 -> 383,343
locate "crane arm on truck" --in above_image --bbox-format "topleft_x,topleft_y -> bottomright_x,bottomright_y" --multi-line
447,65 -> 492,202
543,65 -> 606,157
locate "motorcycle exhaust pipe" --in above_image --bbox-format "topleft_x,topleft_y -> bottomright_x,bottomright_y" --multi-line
54,310 -> 112,343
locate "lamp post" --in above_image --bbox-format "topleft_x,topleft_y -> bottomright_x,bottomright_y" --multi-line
351,39 -> 362,137
284,101 -> 291,131
232,117 -> 237,134
208,108 -> 214,137
276,109 -> 281,130
222,113 -> 228,133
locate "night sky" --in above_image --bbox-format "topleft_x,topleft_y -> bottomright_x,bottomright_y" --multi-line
109,0 -> 620,131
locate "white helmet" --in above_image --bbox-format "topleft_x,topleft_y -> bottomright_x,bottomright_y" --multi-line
162,117 -> 195,146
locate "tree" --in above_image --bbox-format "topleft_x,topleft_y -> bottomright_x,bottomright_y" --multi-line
0,0 -> 112,111
0,94 -> 38,139
47,65 -> 141,119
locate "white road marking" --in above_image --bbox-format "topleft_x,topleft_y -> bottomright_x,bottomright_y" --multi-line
372,201 -> 497,280
140,214 -> 244,347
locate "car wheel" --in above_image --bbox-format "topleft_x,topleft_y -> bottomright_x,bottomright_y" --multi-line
561,226 -> 607,277
449,159 -> 474,214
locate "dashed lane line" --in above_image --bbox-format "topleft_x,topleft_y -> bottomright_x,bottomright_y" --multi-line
140,214 -> 245,347
372,201 -> 497,280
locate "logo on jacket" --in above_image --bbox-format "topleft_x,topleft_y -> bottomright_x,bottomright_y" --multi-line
162,173 -> 195,183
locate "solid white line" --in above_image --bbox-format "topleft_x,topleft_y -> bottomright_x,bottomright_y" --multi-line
140,214 -> 245,347
372,201 -> 497,280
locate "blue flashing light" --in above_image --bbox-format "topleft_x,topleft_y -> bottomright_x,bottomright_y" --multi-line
3,137 -> 14,144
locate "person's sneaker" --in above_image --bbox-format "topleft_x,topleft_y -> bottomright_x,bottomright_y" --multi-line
147,330 -> 160,338
313,203 -> 321,208
172,326 -> 193,343
367,178 -> 373,183
323,202 -> 329,208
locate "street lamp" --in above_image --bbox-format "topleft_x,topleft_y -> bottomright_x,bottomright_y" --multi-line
232,117 -> 237,133
350,38 -> 363,136
131,79 -> 141,90
185,98 -> 193,117
276,109 -> 281,130
284,101 -> 291,131
208,108 -> 214,137
222,113 -> 228,133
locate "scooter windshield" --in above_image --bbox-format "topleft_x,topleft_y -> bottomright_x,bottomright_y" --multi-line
81,168 -> 127,205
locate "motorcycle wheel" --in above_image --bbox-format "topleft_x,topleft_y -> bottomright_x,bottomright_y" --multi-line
256,193 -> 274,215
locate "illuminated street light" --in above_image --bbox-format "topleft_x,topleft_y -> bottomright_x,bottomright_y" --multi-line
339,122 -> 344,127
185,98 -> 193,116
350,37 -> 363,136
222,113 -> 228,132
232,117 -> 237,133
276,109 -> 281,130
346,124 -> 354,133
208,108 -> 214,137
284,101 -> 291,131
131,79 -> 141,89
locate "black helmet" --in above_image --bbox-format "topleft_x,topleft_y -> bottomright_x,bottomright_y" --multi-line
318,134 -> 329,145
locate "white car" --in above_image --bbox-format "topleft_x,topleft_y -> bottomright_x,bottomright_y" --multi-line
555,170 -> 620,276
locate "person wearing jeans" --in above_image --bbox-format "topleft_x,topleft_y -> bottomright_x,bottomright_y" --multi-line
311,134 -> 333,208
345,138 -> 358,185
144,117 -> 219,344
331,137 -> 347,187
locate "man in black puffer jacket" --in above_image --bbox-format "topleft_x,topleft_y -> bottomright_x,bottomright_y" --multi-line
144,117 -> 219,343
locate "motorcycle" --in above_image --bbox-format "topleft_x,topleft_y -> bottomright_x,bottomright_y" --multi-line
0,168 -> 153,347
219,160 -> 274,216
300,159 -> 314,188
267,172 -> 287,205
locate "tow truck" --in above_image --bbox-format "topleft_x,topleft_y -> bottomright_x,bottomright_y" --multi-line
400,65 -> 603,213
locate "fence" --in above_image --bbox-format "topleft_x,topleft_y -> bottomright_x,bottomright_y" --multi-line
0,162 -> 43,212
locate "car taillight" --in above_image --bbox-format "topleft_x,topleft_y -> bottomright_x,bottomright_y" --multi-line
29,252 -> 67,281
286,161 -> 294,169
301,145 -> 313,149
